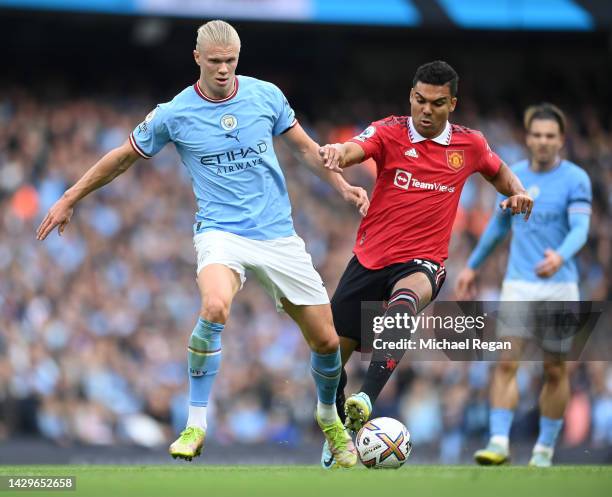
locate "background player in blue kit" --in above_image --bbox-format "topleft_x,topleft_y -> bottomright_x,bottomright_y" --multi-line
456,104 -> 592,467
36,20 -> 369,466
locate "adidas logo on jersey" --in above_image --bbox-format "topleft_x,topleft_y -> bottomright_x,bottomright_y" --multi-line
404,148 -> 419,158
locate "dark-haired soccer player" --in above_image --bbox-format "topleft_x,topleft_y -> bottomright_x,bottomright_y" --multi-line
317,60 -> 533,468
455,104 -> 591,467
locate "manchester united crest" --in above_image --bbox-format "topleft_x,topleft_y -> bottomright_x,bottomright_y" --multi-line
446,150 -> 465,171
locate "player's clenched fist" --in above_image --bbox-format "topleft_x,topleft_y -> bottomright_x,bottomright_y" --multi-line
318,143 -> 345,173
36,196 -> 74,240
500,193 -> 533,220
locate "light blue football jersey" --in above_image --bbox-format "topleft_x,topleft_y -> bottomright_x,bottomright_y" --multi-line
130,75 -> 297,240
500,160 -> 592,283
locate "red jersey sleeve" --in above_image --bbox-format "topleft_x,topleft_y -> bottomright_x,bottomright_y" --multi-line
474,132 -> 502,177
348,121 -> 385,164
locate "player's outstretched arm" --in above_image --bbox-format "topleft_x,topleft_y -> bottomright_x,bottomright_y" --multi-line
484,162 -> 533,220
36,140 -> 140,240
280,123 -> 369,216
318,142 -> 365,172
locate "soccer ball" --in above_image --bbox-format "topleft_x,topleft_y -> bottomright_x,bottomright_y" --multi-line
355,417 -> 412,469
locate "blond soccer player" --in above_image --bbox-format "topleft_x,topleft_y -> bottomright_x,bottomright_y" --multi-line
37,20 -> 370,466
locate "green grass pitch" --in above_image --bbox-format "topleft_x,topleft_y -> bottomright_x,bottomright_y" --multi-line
1,465 -> 610,497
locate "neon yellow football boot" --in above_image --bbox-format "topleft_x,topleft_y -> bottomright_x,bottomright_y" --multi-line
169,426 -> 205,462
344,392 -> 372,432
474,441 -> 510,466
316,414 -> 357,468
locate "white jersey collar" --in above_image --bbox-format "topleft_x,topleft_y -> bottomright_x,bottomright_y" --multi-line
408,117 -> 452,146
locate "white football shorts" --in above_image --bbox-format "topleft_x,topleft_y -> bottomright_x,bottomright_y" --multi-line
193,230 -> 330,312
497,280 -> 580,353
500,280 -> 580,302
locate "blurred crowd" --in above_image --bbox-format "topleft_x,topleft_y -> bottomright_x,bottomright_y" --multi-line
0,84 -> 610,461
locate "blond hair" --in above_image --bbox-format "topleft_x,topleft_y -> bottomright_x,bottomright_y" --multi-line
196,20 -> 241,51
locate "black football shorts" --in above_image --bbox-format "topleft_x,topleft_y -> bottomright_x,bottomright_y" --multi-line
331,255 -> 446,345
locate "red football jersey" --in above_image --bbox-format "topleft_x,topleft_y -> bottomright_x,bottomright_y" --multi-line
349,116 -> 501,269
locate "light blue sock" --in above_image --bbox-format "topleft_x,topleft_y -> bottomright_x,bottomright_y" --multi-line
536,416 -> 563,448
188,318 -> 223,407
311,349 -> 341,405
490,408 -> 514,438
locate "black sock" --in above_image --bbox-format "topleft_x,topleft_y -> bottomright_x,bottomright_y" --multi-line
361,288 -> 419,404
336,367 -> 348,423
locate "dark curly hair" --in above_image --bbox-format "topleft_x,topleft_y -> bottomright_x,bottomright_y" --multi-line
413,60 -> 459,97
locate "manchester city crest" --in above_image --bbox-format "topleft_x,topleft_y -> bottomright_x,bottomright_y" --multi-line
220,114 -> 238,131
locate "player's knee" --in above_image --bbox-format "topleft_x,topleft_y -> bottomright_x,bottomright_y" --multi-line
201,296 -> 230,323
543,361 -> 566,385
310,332 -> 340,354
497,360 -> 519,378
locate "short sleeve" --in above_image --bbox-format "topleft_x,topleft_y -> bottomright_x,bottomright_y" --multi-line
271,86 -> 297,136
567,169 -> 592,215
474,132 -> 501,177
349,122 -> 384,164
129,105 -> 171,159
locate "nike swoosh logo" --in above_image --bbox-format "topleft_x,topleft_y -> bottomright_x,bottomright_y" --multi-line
323,456 -> 334,467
